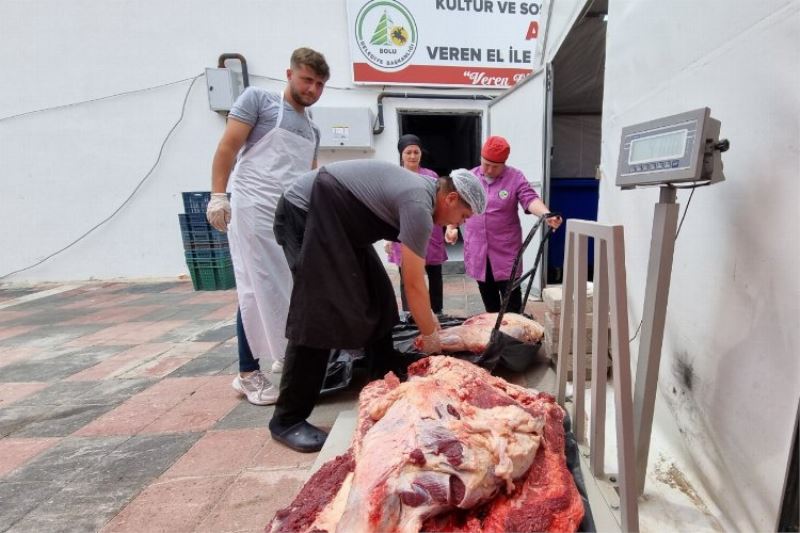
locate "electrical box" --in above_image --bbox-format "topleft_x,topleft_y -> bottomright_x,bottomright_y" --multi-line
205,68 -> 244,112
312,107 -> 375,150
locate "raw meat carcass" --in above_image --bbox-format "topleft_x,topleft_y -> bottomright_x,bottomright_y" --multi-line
433,312 -> 545,354
267,356 -> 583,533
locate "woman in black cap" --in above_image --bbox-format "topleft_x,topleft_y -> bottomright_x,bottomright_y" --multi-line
385,134 -> 447,316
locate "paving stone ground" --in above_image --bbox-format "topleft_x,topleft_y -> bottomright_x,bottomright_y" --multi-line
0,271 -> 555,532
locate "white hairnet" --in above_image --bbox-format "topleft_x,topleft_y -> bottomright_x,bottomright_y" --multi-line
449,169 -> 486,215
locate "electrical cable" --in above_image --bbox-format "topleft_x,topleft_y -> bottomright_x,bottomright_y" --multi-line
628,319 -> 644,343
252,72 -> 455,92
0,75 -> 201,281
0,75 -> 202,123
628,182 -> 703,342
675,184 -> 700,239
1,69 -> 358,124
249,72 -> 355,90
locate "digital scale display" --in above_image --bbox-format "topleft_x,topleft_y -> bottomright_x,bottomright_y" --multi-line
628,129 -> 688,166
616,108 -> 724,189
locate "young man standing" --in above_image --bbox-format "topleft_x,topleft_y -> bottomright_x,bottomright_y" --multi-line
206,48 -> 329,405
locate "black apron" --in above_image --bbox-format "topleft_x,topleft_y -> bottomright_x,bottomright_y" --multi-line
284,170 -> 400,349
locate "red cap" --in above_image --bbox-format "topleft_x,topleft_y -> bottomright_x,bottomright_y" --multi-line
481,136 -> 510,163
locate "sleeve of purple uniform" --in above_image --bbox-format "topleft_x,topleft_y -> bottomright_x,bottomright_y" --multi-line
515,169 -> 540,213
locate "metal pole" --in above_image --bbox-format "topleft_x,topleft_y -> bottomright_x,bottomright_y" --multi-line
633,186 -> 679,495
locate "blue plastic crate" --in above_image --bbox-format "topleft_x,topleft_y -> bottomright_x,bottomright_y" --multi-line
182,191 -> 210,214
179,212 -> 210,228
183,240 -> 230,251
180,229 -> 229,246
178,214 -> 228,245
185,247 -> 231,260
182,191 -> 230,214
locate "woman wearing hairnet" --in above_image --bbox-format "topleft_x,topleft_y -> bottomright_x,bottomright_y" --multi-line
268,160 -> 485,452
446,136 -> 562,314
385,134 -> 447,316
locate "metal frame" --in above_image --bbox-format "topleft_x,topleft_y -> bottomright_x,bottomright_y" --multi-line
556,219 -> 639,533
541,62 -> 554,297
632,186 -> 679,494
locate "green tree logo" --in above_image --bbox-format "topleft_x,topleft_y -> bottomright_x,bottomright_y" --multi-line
370,11 -> 391,45
355,1 -> 417,70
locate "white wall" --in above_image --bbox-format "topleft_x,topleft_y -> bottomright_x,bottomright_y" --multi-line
0,0 -> 505,282
600,1 -> 800,530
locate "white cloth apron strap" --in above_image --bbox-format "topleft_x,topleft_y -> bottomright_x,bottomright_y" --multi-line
227,91 -> 317,362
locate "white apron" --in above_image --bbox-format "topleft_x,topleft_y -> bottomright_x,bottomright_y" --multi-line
228,94 -> 315,364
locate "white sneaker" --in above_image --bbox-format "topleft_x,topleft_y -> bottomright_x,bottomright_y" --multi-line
232,370 -> 278,406
271,359 -> 284,373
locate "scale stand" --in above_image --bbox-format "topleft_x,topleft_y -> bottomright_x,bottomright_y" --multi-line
616,107 -> 729,495
632,185 -> 679,495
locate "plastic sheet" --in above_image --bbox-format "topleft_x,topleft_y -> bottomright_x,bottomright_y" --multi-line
320,349 -> 362,395
563,410 -> 597,532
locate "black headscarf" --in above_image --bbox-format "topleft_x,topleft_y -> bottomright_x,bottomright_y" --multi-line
397,134 -> 423,153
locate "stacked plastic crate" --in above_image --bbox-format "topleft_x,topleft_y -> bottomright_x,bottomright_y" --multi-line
178,192 -> 235,291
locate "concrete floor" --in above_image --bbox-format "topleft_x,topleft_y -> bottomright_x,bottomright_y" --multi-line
0,271 -> 558,533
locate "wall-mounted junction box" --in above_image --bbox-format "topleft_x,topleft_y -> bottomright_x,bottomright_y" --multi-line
205,68 -> 244,112
312,107 -> 374,150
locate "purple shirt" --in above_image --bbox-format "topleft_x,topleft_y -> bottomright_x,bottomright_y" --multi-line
463,165 -> 540,282
388,167 -> 447,266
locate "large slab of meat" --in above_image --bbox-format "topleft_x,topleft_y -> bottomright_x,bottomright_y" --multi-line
436,312 -> 545,354
267,356 -> 583,533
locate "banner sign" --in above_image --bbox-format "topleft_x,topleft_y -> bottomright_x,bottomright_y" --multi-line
346,0 -> 548,88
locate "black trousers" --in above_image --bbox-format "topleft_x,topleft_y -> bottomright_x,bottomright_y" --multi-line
398,264 -> 443,314
272,194 -> 403,426
271,331 -> 401,426
477,257 -> 523,314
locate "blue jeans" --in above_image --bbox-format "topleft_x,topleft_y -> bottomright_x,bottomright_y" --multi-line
237,308 -> 260,373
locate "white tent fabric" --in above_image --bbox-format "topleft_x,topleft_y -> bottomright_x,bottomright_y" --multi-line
600,1 -> 800,530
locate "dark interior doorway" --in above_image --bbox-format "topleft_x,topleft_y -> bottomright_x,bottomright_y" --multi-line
398,112 -> 482,175
399,111 -> 482,270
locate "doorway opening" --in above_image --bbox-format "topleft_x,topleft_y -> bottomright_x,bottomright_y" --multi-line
546,0 -> 607,284
398,111 -> 482,271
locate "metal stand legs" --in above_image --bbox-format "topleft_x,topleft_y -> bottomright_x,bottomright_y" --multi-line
556,220 -> 639,533
633,186 -> 679,495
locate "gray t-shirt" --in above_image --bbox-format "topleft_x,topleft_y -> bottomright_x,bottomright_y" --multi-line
228,87 -> 320,159
285,160 -> 437,258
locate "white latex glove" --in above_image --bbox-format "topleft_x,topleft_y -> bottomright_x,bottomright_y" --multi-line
417,330 -> 442,354
206,193 -> 231,232
445,227 -> 459,245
